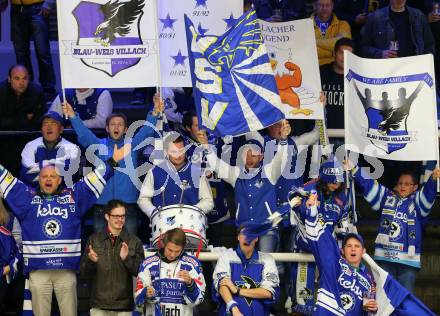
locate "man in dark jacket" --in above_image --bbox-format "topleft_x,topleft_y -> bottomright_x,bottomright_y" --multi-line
360,0 -> 435,58
0,64 -> 45,130
80,200 -> 145,315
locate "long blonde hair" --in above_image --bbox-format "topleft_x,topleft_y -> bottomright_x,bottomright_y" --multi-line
0,199 -> 10,226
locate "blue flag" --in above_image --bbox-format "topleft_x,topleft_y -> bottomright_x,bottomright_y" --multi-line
184,10 -> 285,137
363,254 -> 435,316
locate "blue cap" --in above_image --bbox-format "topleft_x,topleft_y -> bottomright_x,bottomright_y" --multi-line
41,111 -> 64,126
342,233 -> 364,248
319,159 -> 345,183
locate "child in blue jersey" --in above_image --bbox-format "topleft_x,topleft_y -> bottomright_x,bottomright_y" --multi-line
135,228 -> 205,316
351,165 -> 440,292
301,192 -> 378,316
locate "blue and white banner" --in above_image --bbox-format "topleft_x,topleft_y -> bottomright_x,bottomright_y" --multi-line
158,0 -> 243,87
57,0 -> 159,88
363,254 -> 435,316
185,10 -> 285,137
259,18 -> 324,120
344,52 -> 438,161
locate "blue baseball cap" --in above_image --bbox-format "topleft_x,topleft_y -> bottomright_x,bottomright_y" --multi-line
342,233 -> 365,248
319,159 -> 345,183
41,111 -> 64,126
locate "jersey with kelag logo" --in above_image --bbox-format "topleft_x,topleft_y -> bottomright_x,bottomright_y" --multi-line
212,247 -> 280,316
304,212 -> 374,316
0,163 -> 112,273
353,168 -> 436,268
135,252 -> 205,316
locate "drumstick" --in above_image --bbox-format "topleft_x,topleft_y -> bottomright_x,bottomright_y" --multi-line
179,180 -> 189,205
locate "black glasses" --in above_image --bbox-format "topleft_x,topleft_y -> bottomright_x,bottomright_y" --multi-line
109,214 -> 126,219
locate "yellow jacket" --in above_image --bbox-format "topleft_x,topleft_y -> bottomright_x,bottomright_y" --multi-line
12,0 -> 44,5
312,14 -> 351,66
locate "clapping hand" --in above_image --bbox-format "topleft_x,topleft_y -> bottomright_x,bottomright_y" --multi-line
120,242 -> 129,261
88,245 -> 99,263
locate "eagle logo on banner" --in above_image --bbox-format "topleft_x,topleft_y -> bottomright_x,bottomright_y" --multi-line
185,10 -> 284,137
72,0 -> 146,76
346,70 -> 431,154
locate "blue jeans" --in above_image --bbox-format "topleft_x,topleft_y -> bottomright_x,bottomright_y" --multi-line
258,228 -> 284,274
93,203 -> 139,235
378,260 -> 418,292
11,3 -> 55,93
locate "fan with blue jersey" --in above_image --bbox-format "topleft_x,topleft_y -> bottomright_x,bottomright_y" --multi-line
184,9 -> 285,137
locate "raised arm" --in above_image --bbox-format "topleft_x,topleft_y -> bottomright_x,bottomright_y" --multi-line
137,169 -> 157,218
131,93 -> 163,149
199,131 -> 240,186
415,167 -> 440,217
351,166 -> 389,212
62,102 -> 101,147
195,174 -> 214,213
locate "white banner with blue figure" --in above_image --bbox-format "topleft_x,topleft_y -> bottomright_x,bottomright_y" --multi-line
185,10 -> 285,137
57,0 -> 159,88
158,0 -> 243,87
344,52 -> 438,161
260,18 -> 324,120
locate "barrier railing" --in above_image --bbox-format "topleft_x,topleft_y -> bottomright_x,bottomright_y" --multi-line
145,251 -> 315,262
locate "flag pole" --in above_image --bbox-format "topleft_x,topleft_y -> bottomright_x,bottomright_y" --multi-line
56,0 -> 68,119
152,0 -> 163,100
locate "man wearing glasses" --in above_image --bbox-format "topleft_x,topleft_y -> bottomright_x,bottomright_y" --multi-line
351,166 -> 440,292
80,199 -> 145,316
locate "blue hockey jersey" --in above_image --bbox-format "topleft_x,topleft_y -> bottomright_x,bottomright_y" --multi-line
135,252 -> 205,316
212,247 -> 280,316
304,211 -> 375,316
0,225 -> 21,284
0,163 -> 113,273
352,167 -> 436,268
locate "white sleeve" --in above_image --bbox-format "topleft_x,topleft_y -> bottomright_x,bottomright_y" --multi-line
195,175 -> 214,214
21,142 -> 38,169
49,95 -> 62,115
205,149 -> 239,187
83,90 -> 113,129
293,122 -> 319,146
212,250 -> 232,292
137,170 -> 157,217
259,253 -> 280,296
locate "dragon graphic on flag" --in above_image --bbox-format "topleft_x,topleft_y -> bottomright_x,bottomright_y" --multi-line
184,10 -> 284,136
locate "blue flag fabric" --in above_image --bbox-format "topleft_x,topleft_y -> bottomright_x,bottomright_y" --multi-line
184,10 -> 285,137
363,254 -> 435,316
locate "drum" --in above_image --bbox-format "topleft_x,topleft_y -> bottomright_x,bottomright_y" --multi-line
150,204 -> 208,249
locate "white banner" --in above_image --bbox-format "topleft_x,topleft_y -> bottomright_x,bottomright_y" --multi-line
57,0 -> 159,88
260,18 -> 324,120
344,52 -> 438,161
158,0 -> 243,87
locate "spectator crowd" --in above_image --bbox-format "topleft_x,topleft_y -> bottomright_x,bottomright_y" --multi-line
1,0 -> 440,315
